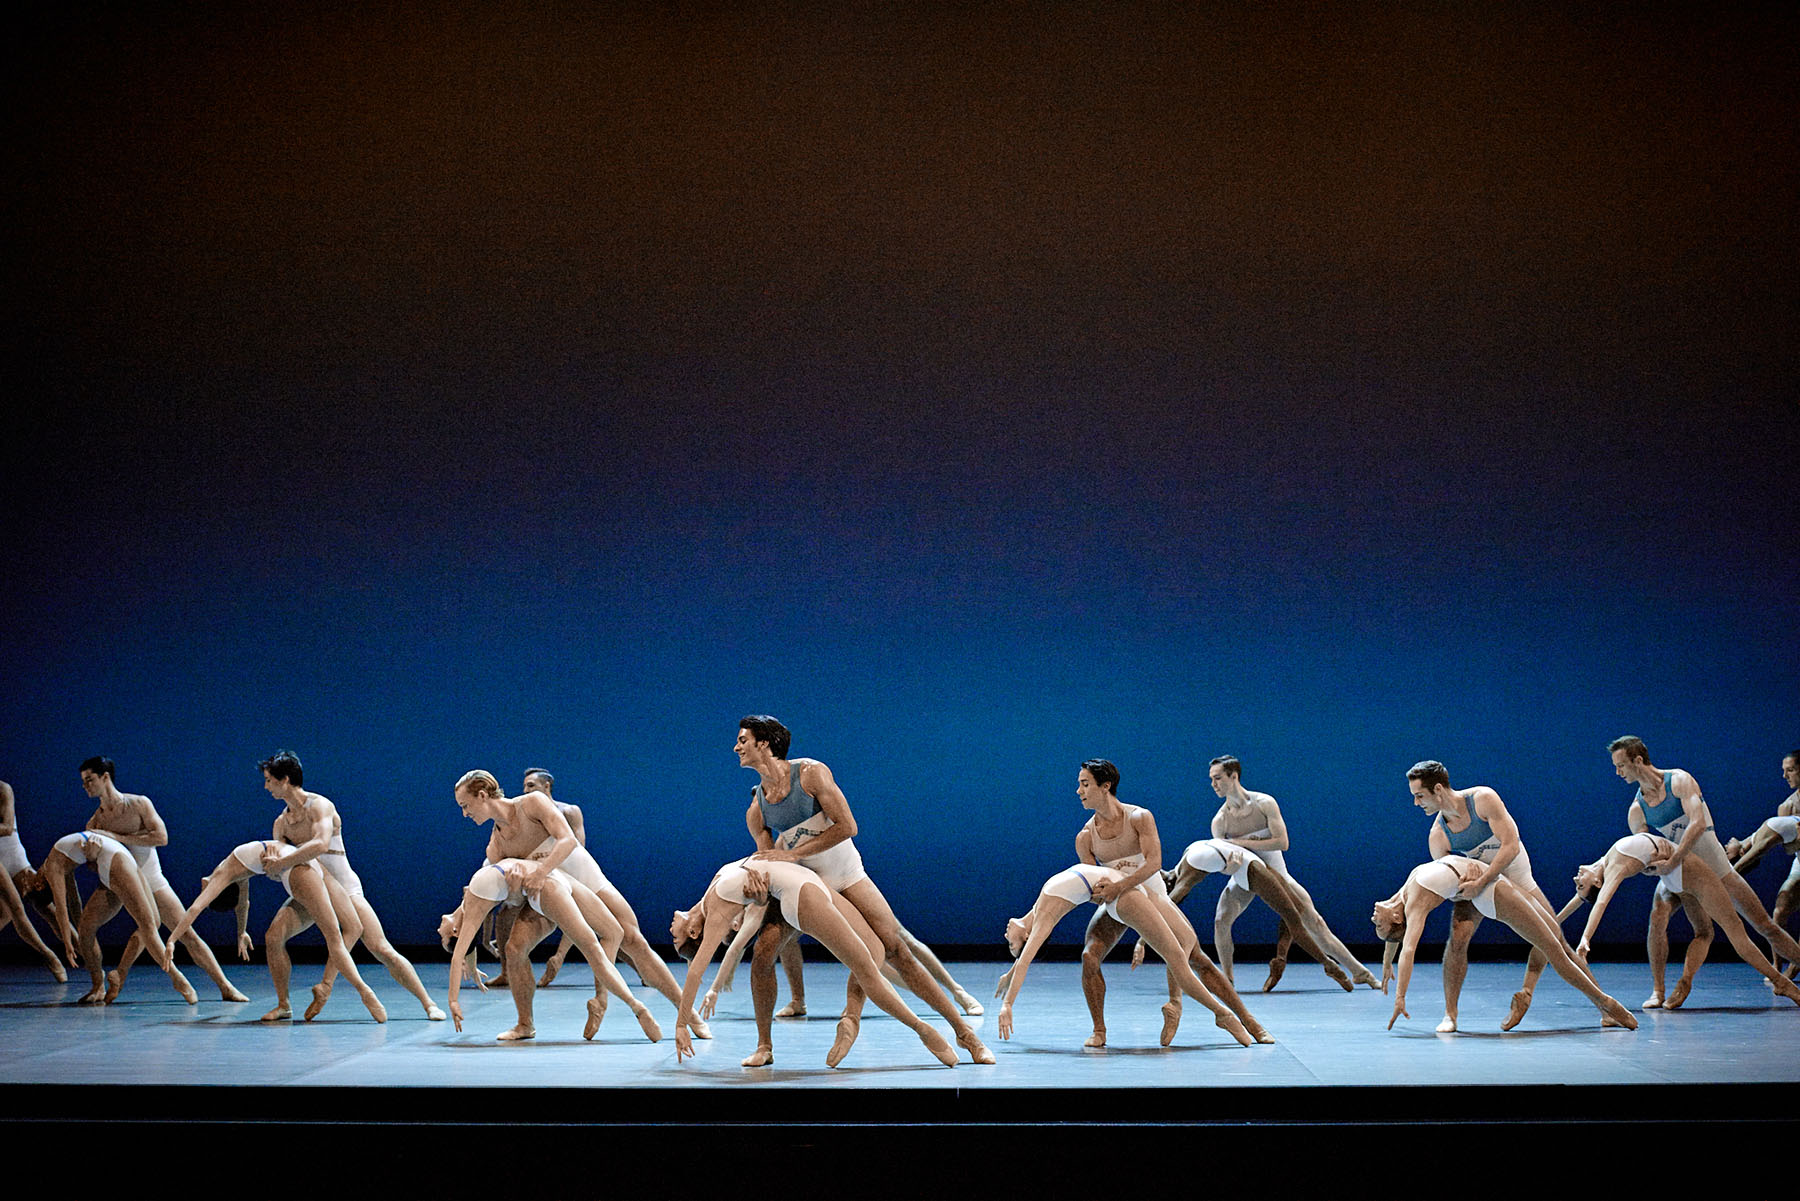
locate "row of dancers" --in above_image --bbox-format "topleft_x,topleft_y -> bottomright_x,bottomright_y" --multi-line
2,725 -> 1796,1068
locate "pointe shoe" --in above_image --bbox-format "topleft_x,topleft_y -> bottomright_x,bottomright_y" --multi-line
361,992 -> 388,1023
827,1015 -> 861,1067
1160,1000 -> 1182,1047
1321,960 -> 1353,992
584,996 -> 606,1040
928,1033 -> 960,1067
1501,990 -> 1533,1032
104,970 -> 125,1004
1665,978 -> 1692,1009
687,1017 -> 712,1040
633,1004 -> 662,1042
1261,956 -> 1287,992
304,982 -> 332,1022
1214,1012 -> 1254,1047
957,1029 -> 996,1064
953,987 -> 984,1016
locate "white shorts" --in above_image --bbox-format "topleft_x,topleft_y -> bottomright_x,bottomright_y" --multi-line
1182,839 -> 1252,890
1101,859 -> 1167,923
231,840 -> 297,898
1041,864 -> 1128,906
1613,833 -> 1684,894
467,862 -> 546,915
540,844 -> 611,896
318,852 -> 366,901
1412,858 -> 1499,920
797,839 -> 868,894
127,844 -> 169,893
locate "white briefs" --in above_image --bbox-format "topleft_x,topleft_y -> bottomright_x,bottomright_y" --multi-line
467,859 -> 548,916
126,844 -> 169,893
231,840 -> 297,898
52,831 -> 131,886
1410,857 -> 1499,920
1181,839 -> 1253,890
1093,853 -> 1167,921
529,839 -> 611,895
0,830 -> 28,878
1611,833 -> 1684,894
712,858 -> 829,928
1041,864 -> 1129,906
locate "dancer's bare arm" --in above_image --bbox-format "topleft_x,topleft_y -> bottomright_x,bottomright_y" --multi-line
703,900 -> 769,1018
675,894 -> 736,1061
515,795 -> 579,885
750,762 -> 857,864
1459,788 -> 1520,895
164,856 -> 251,948
446,891 -> 499,1031
0,782 -> 16,837
1092,810 -> 1161,904
89,795 -> 168,848
1728,825 -> 1782,873
1225,794 -> 1289,852
1658,773 -> 1710,870
1387,888 -> 1436,1028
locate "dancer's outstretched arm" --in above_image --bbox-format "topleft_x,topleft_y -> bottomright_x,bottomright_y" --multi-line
446,891 -> 499,1031
997,892 -> 1080,1039
163,855 -> 253,949
703,901 -> 769,1018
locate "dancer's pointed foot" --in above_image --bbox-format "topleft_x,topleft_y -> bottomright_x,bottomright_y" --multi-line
1321,959 -> 1353,992
958,1029 -> 996,1065
1665,977 -> 1693,1009
953,986 -> 984,1016
827,1014 -> 861,1067
260,1003 -> 292,1022
1261,956 -> 1287,992
171,970 -> 198,1005
584,996 -> 606,1040
1160,1000 -> 1182,1047
741,1044 -> 774,1067
1599,995 -> 1638,1028
1774,975 -> 1800,1006
1245,1018 -> 1275,1045
103,970 -> 124,1004
1215,1011 -> 1254,1047
633,1003 -> 662,1042
43,955 -> 67,984
1352,967 -> 1383,989
218,982 -> 249,1003
304,981 -> 332,1022
1501,989 -> 1533,1032
687,1017 -> 712,1040
926,1029 -> 960,1067
360,990 -> 387,1024
537,959 -> 561,987
775,1000 -> 806,1018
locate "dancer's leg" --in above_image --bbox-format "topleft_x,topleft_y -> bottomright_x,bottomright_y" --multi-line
837,877 -> 990,1062
1117,891 -> 1252,1046
285,867 -> 386,1022
796,884 -> 955,1067
1212,885 -> 1254,983
1440,900 -> 1480,1032
1079,907 -> 1128,1047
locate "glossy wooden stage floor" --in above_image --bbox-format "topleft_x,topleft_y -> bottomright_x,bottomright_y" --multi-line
4,956 -> 1795,1192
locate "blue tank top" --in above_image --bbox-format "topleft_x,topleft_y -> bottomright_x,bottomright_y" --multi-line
755,763 -> 821,835
1435,805 -> 1496,856
1635,772 -> 1684,829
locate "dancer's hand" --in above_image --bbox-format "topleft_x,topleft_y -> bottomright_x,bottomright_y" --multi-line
1130,940 -> 1147,969
1388,995 -> 1408,1029
749,846 -> 799,864
701,989 -> 719,1020
1090,877 -> 1122,904
237,932 -> 254,961
1575,938 -> 1591,962
449,998 -> 463,1032
741,868 -> 772,902
676,1026 -> 695,1062
259,845 -> 293,874
63,940 -> 82,970
997,1003 -> 1013,1040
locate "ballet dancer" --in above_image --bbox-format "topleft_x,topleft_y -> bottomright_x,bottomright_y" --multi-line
1374,854 -> 1637,1032
1206,755 -> 1379,988
1609,736 -> 1800,999
1407,759 -> 1579,1031
252,752 -> 443,1021
735,715 -> 992,1066
161,840 -> 389,1021
453,769 -> 699,1042
0,780 -> 68,980
995,856 -> 1258,1047
78,757 -> 247,1003
1555,831 -> 1800,1005
38,830 -> 181,998
441,858 -> 662,1042
519,768 -> 584,987
671,857 -> 959,1068
1724,749 -> 1800,977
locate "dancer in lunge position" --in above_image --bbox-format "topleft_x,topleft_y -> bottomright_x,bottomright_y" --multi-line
250,752 -> 442,1021
671,857 -> 959,1068
1207,756 -> 1379,989
440,858 -> 662,1042
1007,759 -> 1265,1049
1374,854 -> 1637,1033
160,840 -> 389,1022
1609,737 -> 1800,1003
453,769 -> 699,1042
77,757 -> 247,1004
1724,750 -> 1800,978
1406,759 -> 1581,1031
1554,832 -> 1800,1005
735,715 -> 991,1067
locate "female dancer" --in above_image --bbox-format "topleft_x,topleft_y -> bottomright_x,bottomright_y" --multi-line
440,858 -> 662,1043
161,840 -> 388,1021
1374,854 -> 1638,1031
671,857 -> 959,1068
0,781 -> 67,981
38,830 -> 181,1002
1556,832 -> 1800,1005
996,861 -> 1260,1046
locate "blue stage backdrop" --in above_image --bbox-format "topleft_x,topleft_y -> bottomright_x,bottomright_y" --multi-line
3,5 -> 1795,953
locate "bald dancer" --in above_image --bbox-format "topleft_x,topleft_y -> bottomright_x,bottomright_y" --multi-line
735,715 -> 992,1067
78,757 -> 247,1005
1206,755 -> 1379,989
1610,736 -> 1800,1003
453,769 -> 698,1042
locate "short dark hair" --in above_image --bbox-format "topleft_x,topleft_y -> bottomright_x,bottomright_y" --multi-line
78,756 -> 115,780
1607,736 -> 1650,764
1210,755 -> 1242,778
1785,750 -> 1798,765
1406,760 -> 1451,792
739,715 -> 791,758
523,768 -> 554,791
259,750 -> 304,786
1081,759 -> 1120,794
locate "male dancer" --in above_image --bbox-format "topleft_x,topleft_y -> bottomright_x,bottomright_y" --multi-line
256,751 -> 443,1021
736,715 -> 992,1067
519,768 -> 584,987
1065,758 -> 1272,1048
79,756 -> 247,1005
1611,736 -> 1800,999
1725,749 -> 1800,977
453,769 -> 696,1042
1406,759 -> 1581,1031
1207,755 -> 1379,989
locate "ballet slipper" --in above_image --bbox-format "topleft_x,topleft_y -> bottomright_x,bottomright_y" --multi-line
1160,1000 -> 1182,1046
957,1029 -> 996,1065
775,1000 -> 806,1018
1083,1028 -> 1106,1048
1642,992 -> 1664,1009
218,981 -> 249,1003
425,1003 -> 446,1021
1435,1015 -> 1458,1033
827,1014 -> 861,1067
496,1022 -> 533,1040
741,1044 -> 774,1067
260,1003 -> 292,1022
1501,989 -> 1533,1032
